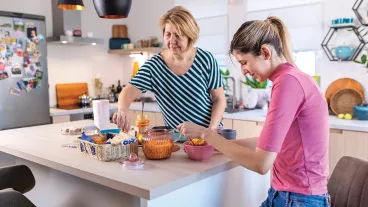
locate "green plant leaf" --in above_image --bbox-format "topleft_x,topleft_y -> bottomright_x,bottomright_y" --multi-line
245,75 -> 257,88
361,54 -> 367,63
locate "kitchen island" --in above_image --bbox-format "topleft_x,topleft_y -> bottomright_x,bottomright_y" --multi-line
0,120 -> 270,207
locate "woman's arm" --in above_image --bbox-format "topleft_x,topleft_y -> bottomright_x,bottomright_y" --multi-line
203,129 -> 276,174
232,137 -> 258,149
209,87 -> 226,129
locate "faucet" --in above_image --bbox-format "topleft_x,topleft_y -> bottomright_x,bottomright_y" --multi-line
223,76 -> 236,111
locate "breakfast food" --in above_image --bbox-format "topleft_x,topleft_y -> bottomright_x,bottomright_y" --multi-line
189,138 -> 206,146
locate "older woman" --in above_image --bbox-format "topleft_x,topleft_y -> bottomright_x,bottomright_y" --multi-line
113,6 -> 226,132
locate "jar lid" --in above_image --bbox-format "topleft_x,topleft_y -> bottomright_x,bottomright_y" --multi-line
120,153 -> 145,169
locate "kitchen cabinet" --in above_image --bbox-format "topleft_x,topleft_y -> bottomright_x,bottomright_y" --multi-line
222,119 -> 233,129
155,113 -> 165,126
329,129 -> 368,174
52,115 -> 70,124
233,120 -> 264,139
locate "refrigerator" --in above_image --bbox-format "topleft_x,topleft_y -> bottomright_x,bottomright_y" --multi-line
0,11 -> 50,130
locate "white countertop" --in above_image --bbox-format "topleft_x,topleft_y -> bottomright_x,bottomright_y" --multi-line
0,120 -> 236,200
50,103 -> 368,133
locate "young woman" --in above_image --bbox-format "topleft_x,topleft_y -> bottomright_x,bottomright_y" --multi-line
113,6 -> 226,132
178,16 -> 330,207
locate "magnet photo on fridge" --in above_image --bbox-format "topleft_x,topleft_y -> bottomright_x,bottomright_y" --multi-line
0,71 -> 9,80
26,27 -> 39,44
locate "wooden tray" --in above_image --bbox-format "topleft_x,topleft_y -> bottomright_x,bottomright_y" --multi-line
325,78 -> 364,104
330,88 -> 364,115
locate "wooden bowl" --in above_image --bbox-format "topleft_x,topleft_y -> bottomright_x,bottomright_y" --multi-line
330,88 -> 364,115
325,78 -> 364,104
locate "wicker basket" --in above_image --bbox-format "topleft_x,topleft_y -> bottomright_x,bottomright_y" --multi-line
76,138 -> 139,162
330,88 -> 364,115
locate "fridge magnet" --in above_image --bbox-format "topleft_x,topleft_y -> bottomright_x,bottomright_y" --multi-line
0,71 -> 9,80
23,51 -> 30,65
24,63 -> 37,76
27,27 -> 39,44
37,34 -> 44,42
5,56 -> 12,67
35,62 -> 41,68
10,88 -> 21,96
17,38 -> 25,50
0,60 -> 5,72
30,50 -> 41,63
13,18 -> 25,39
35,69 -> 43,80
25,22 -> 35,28
35,85 -> 40,91
16,48 -> 23,57
16,81 -> 26,91
11,65 -> 22,77
0,44 -> 6,57
0,22 -> 12,29
22,77 -> 35,91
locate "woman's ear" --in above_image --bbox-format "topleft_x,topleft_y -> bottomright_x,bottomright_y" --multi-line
260,44 -> 272,60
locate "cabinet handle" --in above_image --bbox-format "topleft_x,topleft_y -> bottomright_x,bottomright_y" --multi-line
330,129 -> 343,134
256,122 -> 264,126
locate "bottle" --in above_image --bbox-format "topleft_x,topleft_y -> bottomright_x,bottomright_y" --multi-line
132,61 -> 139,79
117,80 -> 122,93
111,84 -> 115,93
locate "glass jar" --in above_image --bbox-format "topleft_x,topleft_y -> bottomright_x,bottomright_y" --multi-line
136,115 -> 150,145
142,128 -> 174,160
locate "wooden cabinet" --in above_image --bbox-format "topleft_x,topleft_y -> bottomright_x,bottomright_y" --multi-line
329,129 -> 368,174
233,120 -> 264,139
222,119 -> 233,129
155,113 -> 165,126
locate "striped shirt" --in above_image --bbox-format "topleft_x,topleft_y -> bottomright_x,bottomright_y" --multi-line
130,48 -> 223,129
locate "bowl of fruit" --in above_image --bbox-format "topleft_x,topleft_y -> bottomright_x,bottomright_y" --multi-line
183,138 -> 214,161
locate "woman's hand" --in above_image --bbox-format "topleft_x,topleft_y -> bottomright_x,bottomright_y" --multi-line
177,122 -> 207,139
112,110 -> 131,132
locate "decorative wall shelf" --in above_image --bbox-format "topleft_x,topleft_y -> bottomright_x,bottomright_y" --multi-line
108,47 -> 163,55
321,25 -> 365,61
353,0 -> 368,26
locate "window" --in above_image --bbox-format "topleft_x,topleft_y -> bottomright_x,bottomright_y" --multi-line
293,51 -> 316,76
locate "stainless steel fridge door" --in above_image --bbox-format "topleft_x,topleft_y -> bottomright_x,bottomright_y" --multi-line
0,12 -> 50,130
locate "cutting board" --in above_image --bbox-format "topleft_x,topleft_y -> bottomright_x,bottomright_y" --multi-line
325,78 -> 364,104
56,83 -> 88,107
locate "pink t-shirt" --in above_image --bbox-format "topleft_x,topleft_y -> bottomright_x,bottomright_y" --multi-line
257,62 -> 329,195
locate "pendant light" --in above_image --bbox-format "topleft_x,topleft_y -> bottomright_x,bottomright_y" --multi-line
57,0 -> 85,10
93,0 -> 132,19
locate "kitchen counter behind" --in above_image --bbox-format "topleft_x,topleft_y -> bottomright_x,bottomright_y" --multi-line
51,102 -> 368,133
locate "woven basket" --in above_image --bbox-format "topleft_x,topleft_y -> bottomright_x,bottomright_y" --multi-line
330,88 -> 364,115
76,138 -> 139,162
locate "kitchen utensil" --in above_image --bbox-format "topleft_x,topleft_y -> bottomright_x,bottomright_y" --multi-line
112,24 -> 128,38
73,29 -> 82,37
353,104 -> 368,120
183,141 -> 214,161
56,83 -> 88,108
141,128 -> 175,160
109,38 -> 131,50
330,88 -> 364,115
65,30 -> 73,37
219,129 -> 236,140
331,46 -> 355,60
325,78 -> 364,104
79,93 -> 91,107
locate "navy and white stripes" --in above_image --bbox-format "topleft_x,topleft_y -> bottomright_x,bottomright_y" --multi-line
130,48 -> 223,129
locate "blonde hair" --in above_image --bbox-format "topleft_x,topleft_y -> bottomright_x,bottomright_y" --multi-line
230,16 -> 294,64
159,6 -> 199,49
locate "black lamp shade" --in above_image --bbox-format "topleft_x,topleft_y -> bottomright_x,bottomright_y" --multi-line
93,0 -> 132,19
57,0 -> 85,10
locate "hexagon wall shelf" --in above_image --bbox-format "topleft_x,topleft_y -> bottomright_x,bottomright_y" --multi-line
353,0 -> 368,26
321,25 -> 365,61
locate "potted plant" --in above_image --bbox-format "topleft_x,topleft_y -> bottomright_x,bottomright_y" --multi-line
241,75 -> 271,108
